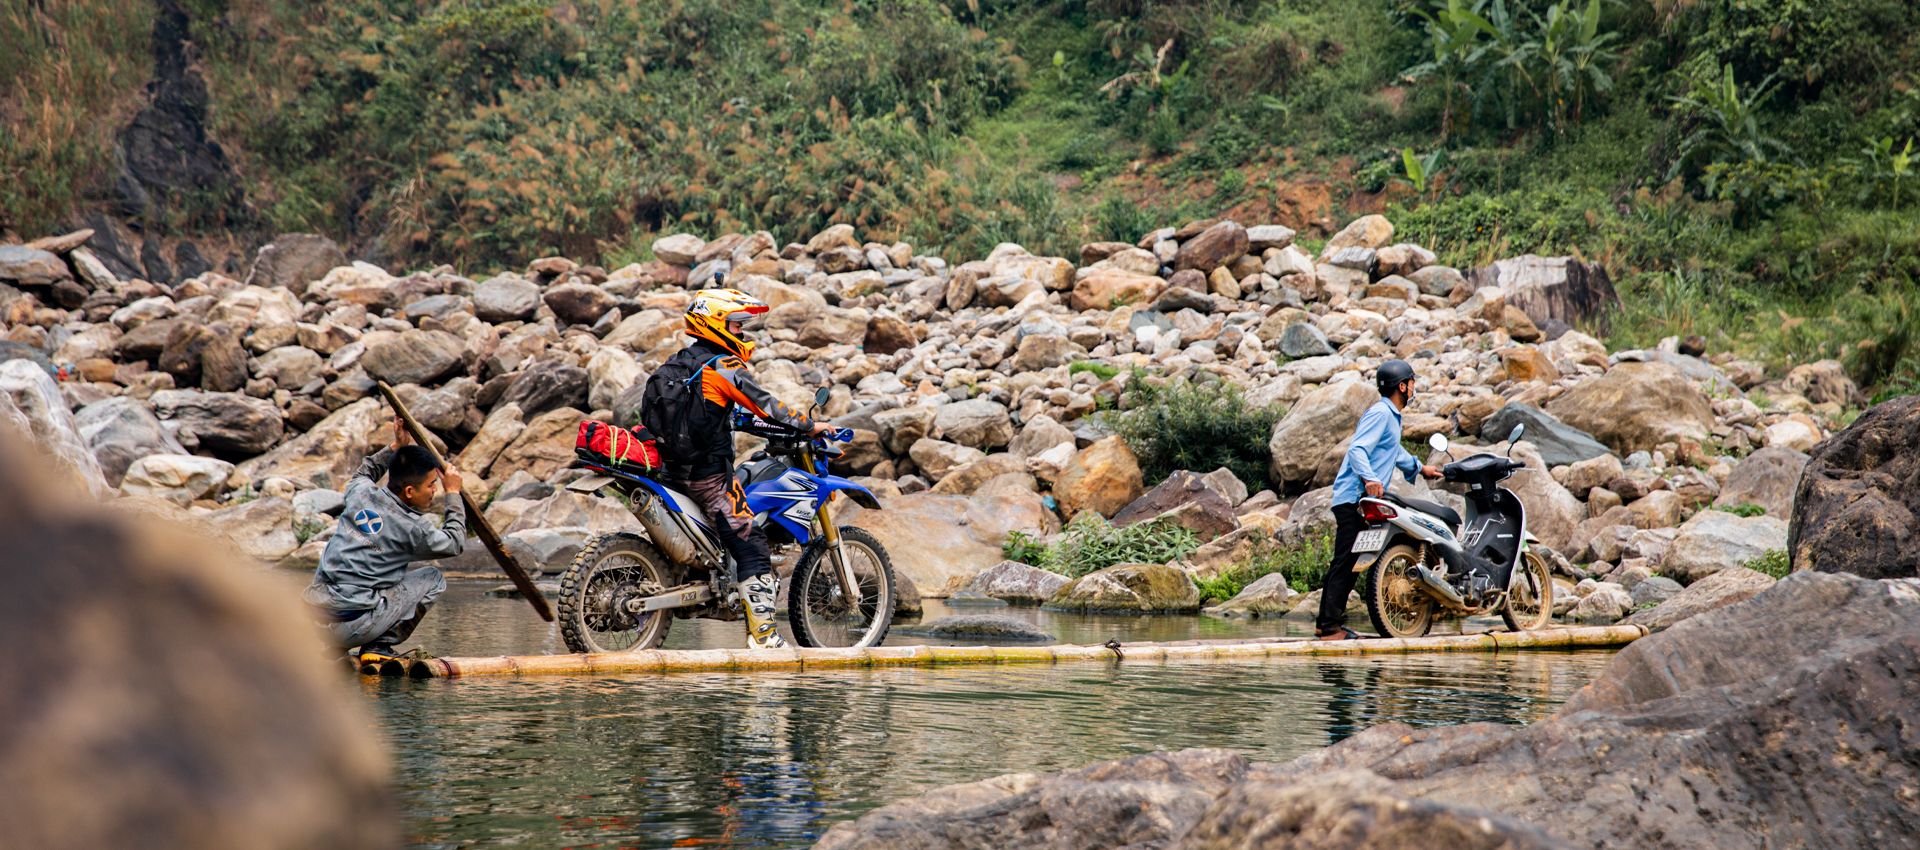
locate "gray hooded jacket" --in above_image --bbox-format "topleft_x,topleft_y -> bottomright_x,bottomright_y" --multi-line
303,447 -> 466,611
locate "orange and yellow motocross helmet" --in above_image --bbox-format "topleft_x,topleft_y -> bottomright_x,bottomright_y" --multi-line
684,288 -> 769,360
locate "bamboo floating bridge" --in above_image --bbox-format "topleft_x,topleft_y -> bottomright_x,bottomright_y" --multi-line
369,624 -> 1647,680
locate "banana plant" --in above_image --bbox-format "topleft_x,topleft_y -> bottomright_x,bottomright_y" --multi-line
1532,0 -> 1618,132
1402,0 -> 1497,141
1667,63 -> 1791,184
1399,146 -> 1449,202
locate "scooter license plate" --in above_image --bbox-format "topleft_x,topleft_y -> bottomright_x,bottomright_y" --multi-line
1351,529 -> 1389,553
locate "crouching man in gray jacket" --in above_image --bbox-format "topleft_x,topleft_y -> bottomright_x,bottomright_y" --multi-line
303,417 -> 465,664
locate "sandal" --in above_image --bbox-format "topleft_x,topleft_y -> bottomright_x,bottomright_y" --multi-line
1316,627 -> 1362,641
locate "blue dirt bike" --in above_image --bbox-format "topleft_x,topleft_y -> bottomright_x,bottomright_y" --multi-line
556,389 -> 896,652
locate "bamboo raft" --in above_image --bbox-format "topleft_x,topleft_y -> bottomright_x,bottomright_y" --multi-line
368,624 -> 1647,680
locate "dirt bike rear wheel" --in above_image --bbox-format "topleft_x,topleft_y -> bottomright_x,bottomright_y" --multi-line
1501,549 -> 1554,632
1365,543 -> 1437,638
787,526 -> 895,649
558,533 -> 673,654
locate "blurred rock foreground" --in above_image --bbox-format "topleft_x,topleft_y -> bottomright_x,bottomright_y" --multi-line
0,431 -> 396,850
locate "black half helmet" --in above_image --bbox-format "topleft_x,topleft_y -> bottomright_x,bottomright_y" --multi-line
1376,359 -> 1415,396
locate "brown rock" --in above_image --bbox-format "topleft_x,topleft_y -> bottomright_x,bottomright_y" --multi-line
1499,345 -> 1558,383
864,313 -> 917,356
1070,270 -> 1166,311
1788,394 -> 1920,579
1546,362 -> 1715,455
1055,435 -> 1144,519
490,407 -> 585,483
1173,220 -> 1249,273
541,281 -> 615,326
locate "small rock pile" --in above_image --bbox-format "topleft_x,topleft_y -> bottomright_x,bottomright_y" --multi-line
0,215 -> 1864,618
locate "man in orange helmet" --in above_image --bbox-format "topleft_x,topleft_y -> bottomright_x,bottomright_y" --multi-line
641,286 -> 831,649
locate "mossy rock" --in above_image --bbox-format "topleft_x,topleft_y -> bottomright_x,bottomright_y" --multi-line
1044,562 -> 1201,614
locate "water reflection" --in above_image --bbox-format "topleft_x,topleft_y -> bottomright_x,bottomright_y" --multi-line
375,580 -> 1613,849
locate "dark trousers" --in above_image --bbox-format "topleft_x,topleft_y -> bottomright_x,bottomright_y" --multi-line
678,473 -> 773,581
1316,503 -> 1368,635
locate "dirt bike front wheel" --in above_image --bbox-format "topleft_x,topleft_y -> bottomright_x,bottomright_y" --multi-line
558,533 -> 673,654
787,526 -> 895,649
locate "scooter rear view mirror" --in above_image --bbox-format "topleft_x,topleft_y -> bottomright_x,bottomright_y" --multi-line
1428,433 -> 1449,454
1505,423 -> 1524,456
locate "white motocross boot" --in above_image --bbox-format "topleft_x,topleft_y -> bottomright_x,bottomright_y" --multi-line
740,573 -> 789,650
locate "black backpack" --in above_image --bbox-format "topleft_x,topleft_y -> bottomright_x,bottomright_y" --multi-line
641,348 -> 727,474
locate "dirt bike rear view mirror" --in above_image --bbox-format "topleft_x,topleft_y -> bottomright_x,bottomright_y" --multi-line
1505,423 -> 1525,456
812,386 -> 831,415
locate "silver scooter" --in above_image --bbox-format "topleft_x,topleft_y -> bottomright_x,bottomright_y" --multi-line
1348,425 -> 1554,637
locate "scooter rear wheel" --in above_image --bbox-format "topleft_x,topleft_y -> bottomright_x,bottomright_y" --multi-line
1365,543 -> 1437,638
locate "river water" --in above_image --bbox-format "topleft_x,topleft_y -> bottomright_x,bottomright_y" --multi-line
370,579 -> 1616,849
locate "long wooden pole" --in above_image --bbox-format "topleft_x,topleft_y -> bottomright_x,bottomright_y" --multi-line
376,381 -> 553,621
388,625 -> 1650,679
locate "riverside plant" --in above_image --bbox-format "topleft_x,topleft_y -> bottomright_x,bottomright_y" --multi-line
1195,532 -> 1334,603
1004,513 -> 1199,580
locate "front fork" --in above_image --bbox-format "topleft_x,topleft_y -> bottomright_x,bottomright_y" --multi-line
802,446 -> 862,601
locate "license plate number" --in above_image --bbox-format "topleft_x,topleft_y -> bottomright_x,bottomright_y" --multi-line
1351,529 -> 1389,553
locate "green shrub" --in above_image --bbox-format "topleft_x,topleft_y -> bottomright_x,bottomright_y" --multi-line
1745,548 -> 1791,579
1714,502 -> 1765,518
1068,360 -> 1121,380
1003,512 -> 1200,579
1194,532 -> 1335,602
1104,372 -> 1284,490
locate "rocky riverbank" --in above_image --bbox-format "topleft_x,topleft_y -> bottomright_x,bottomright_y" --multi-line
0,216 -> 1881,627
815,571 -> 1920,849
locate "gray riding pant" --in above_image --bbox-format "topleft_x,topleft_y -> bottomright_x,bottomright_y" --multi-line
317,567 -> 446,650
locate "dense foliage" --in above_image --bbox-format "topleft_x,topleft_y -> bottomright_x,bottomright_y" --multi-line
1193,531 -> 1333,603
1104,371 -> 1283,490
1004,512 -> 1199,579
4,0 -> 1917,389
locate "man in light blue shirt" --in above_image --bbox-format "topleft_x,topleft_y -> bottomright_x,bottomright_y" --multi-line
1317,360 -> 1441,640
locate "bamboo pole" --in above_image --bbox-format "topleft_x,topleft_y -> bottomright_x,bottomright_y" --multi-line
377,625 -> 1648,680
375,381 -> 552,621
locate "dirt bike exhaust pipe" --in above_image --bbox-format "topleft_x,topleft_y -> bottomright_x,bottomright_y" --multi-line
1410,565 -> 1467,607
629,489 -> 705,566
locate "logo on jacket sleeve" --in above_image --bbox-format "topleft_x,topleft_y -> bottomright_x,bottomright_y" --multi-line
351,509 -> 383,535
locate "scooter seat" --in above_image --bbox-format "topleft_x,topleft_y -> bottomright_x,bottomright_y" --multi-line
1387,493 -> 1461,531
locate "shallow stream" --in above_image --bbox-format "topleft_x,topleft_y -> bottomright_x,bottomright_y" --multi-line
372,579 -> 1615,849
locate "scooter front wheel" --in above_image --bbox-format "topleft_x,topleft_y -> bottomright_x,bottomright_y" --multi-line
1365,543 -> 1437,638
1501,549 -> 1554,632
787,526 -> 895,648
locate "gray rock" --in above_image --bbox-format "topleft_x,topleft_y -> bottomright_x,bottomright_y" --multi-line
0,245 -> 71,287
473,275 -> 541,323
1045,562 -> 1199,613
1275,321 -> 1335,359
502,526 -> 588,574
1714,445 -> 1807,518
1628,575 -> 1682,609
1623,567 -> 1775,630
149,389 -> 284,457
933,398 -> 1014,451
1788,395 -> 1920,580
244,233 -> 346,295
542,281 -> 616,326
893,614 -> 1055,642
1661,510 -> 1787,585
360,329 -> 465,386
400,294 -> 472,323
1470,254 -> 1620,334
1479,404 -> 1609,468
1204,572 -> 1296,618
74,396 -> 187,486
0,360 -> 110,496
824,572 -> 1920,850
959,560 -> 1070,606
1244,224 -> 1296,251
500,358 -> 589,416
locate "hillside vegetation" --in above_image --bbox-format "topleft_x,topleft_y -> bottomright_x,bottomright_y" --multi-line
3,0 -> 1917,392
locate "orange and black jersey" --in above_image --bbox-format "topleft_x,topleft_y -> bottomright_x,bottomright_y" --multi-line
642,339 -> 814,477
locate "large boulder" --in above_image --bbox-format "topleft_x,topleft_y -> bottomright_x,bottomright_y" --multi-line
1624,567 -> 1775,631
1469,254 -> 1621,333
244,233 -> 347,295
490,407 -> 584,483
1545,362 -> 1714,455
149,390 -> 284,457
893,614 -> 1056,643
933,398 -> 1015,451
202,497 -> 299,564
1479,404 -> 1609,468
360,329 -> 465,386
1054,435 -> 1144,519
236,398 -> 385,490
74,396 -> 186,486
120,454 -> 234,506
542,281 -> 616,326
472,274 -> 541,323
1070,270 -> 1165,312
1045,562 -> 1200,613
0,439 -> 394,850
0,245 -> 71,286
1787,395 -> 1920,579
1660,509 -> 1788,585
844,491 -> 1058,596
500,358 -> 589,416
957,561 -> 1071,606
1266,381 -> 1377,486
0,360 -> 109,496
1173,220 -> 1248,273
1204,572 -> 1297,618
821,572 -> 1920,850
1712,445 -> 1807,518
